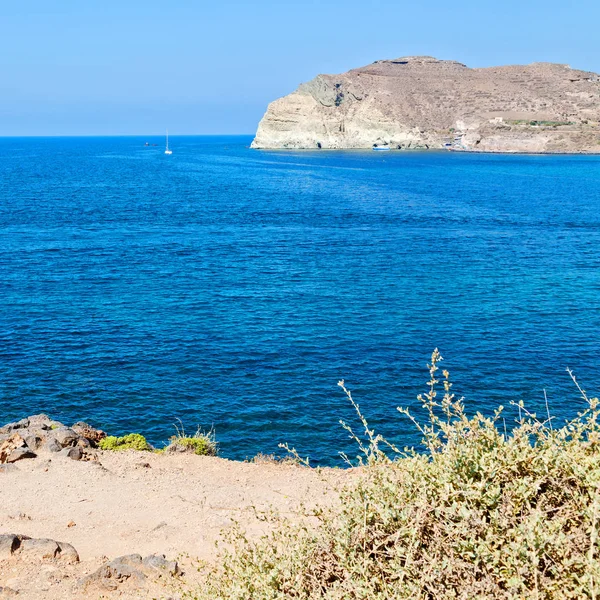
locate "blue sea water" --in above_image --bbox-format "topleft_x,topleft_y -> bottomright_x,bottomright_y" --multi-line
1,135 -> 599,464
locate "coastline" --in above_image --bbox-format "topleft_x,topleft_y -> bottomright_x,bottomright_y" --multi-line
251,57 -> 600,157
252,145 -> 600,156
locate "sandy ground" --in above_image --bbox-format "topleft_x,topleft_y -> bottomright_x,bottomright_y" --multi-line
0,450 -> 346,599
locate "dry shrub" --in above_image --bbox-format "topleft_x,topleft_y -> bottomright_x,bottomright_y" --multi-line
249,452 -> 304,466
195,350 -> 600,599
164,421 -> 217,456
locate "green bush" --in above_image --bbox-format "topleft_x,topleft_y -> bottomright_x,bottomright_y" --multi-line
99,433 -> 152,452
195,350 -> 600,599
164,423 -> 217,456
166,435 -> 217,456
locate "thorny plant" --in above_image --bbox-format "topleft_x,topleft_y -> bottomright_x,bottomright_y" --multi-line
193,350 -> 600,599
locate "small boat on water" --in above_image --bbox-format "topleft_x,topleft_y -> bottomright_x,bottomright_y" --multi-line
373,145 -> 390,151
165,130 -> 173,155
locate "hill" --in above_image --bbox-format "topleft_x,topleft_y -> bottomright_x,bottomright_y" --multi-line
252,56 -> 600,153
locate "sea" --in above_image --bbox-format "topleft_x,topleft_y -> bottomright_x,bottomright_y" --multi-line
1,135 -> 599,464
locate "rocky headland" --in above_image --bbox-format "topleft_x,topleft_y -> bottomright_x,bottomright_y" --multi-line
252,56 -> 600,153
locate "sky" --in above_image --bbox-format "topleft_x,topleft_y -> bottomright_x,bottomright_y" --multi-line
0,0 -> 598,136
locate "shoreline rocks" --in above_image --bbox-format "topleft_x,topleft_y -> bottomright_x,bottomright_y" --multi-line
0,415 -> 106,464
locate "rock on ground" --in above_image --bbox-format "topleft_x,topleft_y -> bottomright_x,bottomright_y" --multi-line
0,534 -> 182,599
78,552 -> 180,591
0,534 -> 79,563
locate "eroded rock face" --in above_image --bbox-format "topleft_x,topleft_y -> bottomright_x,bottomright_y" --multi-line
5,446 -> 36,463
0,435 -> 31,464
252,56 -> 600,152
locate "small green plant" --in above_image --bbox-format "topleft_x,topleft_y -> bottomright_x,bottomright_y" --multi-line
99,433 -> 152,452
164,420 -> 217,456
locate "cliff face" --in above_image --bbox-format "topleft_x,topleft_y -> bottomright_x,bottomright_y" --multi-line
251,56 -> 600,153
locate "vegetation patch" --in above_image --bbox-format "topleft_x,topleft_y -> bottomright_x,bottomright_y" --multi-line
99,433 -> 152,452
194,350 -> 600,599
248,452 -> 303,466
164,423 -> 217,456
508,119 -> 575,127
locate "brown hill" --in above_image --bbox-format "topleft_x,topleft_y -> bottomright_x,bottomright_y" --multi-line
251,56 -> 600,153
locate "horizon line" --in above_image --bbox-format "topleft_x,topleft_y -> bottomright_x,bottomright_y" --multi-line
0,133 -> 256,138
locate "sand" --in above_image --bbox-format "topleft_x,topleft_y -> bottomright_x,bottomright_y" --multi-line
0,450 -> 346,599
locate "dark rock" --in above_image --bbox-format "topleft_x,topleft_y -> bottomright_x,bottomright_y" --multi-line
21,433 -> 43,451
27,414 -> 53,430
0,434 -> 26,464
78,553 -> 179,590
0,534 -> 21,559
18,538 -> 60,560
143,553 -> 180,576
57,541 -> 80,563
0,586 -> 18,598
79,554 -> 146,591
72,422 -> 107,447
6,448 -> 36,463
59,447 -> 82,461
43,438 -> 62,453
2,535 -> 79,563
51,428 -> 78,448
2,418 -> 29,433
0,416 -> 105,462
113,554 -> 143,567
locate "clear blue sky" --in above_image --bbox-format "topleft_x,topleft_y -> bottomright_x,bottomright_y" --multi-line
1,0 -> 598,136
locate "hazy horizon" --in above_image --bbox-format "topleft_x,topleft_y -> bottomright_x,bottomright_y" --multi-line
0,133 -> 256,138
1,0 -> 599,136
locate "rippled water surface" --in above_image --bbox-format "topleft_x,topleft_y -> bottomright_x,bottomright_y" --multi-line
1,136 -> 600,463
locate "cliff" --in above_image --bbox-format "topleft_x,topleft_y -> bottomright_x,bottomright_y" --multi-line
251,56 -> 600,153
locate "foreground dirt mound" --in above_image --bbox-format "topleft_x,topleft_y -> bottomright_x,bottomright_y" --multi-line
0,415 -> 343,598
252,55 -> 600,152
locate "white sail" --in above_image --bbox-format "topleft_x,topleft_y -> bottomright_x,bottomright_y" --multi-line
165,129 -> 172,155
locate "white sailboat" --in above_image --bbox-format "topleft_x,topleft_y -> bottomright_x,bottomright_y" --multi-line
165,129 -> 173,155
